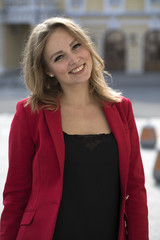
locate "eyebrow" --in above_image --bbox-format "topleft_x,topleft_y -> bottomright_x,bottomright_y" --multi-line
49,38 -> 77,61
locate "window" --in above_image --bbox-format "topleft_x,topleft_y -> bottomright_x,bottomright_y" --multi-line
144,30 -> 160,71
66,0 -> 86,13
71,0 -> 83,8
104,31 -> 126,71
151,0 -> 160,3
146,0 -> 160,12
103,0 -> 125,13
109,0 -> 121,6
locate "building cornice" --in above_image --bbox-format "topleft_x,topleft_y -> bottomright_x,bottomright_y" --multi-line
68,11 -> 160,18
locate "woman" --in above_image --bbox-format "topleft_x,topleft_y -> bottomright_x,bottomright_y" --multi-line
0,17 -> 148,240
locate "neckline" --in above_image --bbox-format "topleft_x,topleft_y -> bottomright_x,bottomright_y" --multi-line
63,131 -> 112,137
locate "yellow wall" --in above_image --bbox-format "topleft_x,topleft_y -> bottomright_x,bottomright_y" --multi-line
0,0 -> 3,9
1,0 -> 159,73
51,0 -> 147,13
86,0 -> 103,11
126,0 -> 145,11
58,0 -> 66,12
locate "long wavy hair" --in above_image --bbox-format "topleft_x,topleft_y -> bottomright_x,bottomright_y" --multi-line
22,17 -> 121,111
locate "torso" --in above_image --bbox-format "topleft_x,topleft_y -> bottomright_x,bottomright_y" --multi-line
53,131 -> 120,240
60,101 -> 111,135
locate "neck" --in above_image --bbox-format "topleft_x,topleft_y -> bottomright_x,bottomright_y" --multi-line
60,83 -> 95,108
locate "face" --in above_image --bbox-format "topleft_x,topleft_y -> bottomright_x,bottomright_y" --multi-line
43,27 -> 93,90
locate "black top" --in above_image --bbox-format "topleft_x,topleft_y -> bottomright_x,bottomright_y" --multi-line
53,132 -> 120,240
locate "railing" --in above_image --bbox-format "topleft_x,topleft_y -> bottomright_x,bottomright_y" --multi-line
3,0 -> 57,7
3,0 -> 31,6
1,0 -> 59,24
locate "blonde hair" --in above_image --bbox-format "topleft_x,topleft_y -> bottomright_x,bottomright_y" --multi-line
23,16 -> 121,111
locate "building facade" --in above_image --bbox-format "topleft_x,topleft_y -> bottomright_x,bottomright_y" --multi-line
0,0 -> 160,74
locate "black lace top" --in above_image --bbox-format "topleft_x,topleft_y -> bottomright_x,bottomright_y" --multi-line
53,131 -> 120,240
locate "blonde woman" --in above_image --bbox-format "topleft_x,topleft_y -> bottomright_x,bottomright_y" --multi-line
0,17 -> 148,240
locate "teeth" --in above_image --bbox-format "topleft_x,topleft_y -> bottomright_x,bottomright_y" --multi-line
71,64 -> 84,73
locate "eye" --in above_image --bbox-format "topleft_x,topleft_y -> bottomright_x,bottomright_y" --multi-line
72,43 -> 81,50
54,55 -> 63,62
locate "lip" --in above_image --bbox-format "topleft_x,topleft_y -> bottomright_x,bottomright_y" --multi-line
69,63 -> 85,74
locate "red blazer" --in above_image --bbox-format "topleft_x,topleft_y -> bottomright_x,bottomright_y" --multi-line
0,97 -> 148,240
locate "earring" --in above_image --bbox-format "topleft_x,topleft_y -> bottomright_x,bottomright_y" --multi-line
50,74 -> 54,77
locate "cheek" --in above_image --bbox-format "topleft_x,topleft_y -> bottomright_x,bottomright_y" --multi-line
87,53 -> 93,68
50,64 -> 67,76
56,66 -> 68,75
84,50 -> 92,64
82,48 -> 90,57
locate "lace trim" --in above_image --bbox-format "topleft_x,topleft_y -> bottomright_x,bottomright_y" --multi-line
63,131 -> 112,151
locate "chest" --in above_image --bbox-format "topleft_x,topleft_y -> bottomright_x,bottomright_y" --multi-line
60,104 -> 111,134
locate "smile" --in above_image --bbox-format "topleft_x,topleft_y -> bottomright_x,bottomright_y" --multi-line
70,64 -> 85,74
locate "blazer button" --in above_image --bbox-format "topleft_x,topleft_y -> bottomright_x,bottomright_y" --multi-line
126,195 -> 129,200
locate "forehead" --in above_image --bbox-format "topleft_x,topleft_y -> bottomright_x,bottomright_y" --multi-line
43,27 -> 75,61
46,27 -> 75,49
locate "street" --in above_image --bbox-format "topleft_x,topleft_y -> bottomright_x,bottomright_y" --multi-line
1,71 -> 160,117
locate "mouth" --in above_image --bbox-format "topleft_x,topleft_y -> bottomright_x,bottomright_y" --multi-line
70,64 -> 85,74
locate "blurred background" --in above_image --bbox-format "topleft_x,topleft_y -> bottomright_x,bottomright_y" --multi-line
0,0 -> 160,239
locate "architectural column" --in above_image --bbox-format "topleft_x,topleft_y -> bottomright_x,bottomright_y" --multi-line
124,25 -> 148,74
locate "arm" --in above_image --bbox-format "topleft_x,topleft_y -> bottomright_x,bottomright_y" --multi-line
125,99 -> 149,240
0,102 -> 35,240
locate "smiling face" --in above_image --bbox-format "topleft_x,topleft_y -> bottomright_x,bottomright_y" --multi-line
43,27 -> 93,90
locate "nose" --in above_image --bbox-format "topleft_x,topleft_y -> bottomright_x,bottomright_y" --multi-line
68,53 -> 79,65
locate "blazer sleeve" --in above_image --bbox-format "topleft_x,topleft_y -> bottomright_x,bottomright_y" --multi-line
124,98 -> 149,240
0,101 -> 35,240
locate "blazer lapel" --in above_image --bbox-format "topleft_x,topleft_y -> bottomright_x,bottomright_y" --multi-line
103,103 -> 130,195
43,101 -> 130,194
44,107 -> 65,176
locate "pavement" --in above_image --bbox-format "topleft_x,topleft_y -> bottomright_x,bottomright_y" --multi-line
0,71 -> 160,239
0,70 -> 160,117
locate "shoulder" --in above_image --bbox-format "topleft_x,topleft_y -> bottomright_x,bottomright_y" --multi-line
112,96 -> 134,123
112,96 -> 132,114
12,98 -> 43,141
103,96 -> 133,117
14,98 -> 42,128
16,98 -> 40,117
115,96 -> 132,109
16,98 -> 30,111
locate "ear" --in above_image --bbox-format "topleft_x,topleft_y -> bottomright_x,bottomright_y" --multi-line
45,71 -> 54,78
